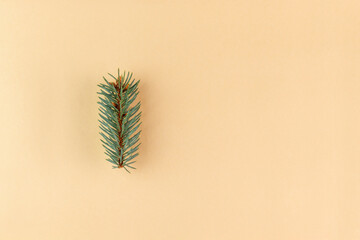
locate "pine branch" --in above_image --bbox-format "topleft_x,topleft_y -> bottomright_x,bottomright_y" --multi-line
97,69 -> 141,172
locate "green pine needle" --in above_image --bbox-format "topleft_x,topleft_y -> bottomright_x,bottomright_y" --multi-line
97,69 -> 141,172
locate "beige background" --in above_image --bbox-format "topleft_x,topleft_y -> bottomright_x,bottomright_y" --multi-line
1,0 -> 360,239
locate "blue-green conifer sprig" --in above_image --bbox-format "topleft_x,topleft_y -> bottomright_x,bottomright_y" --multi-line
97,69 -> 141,173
